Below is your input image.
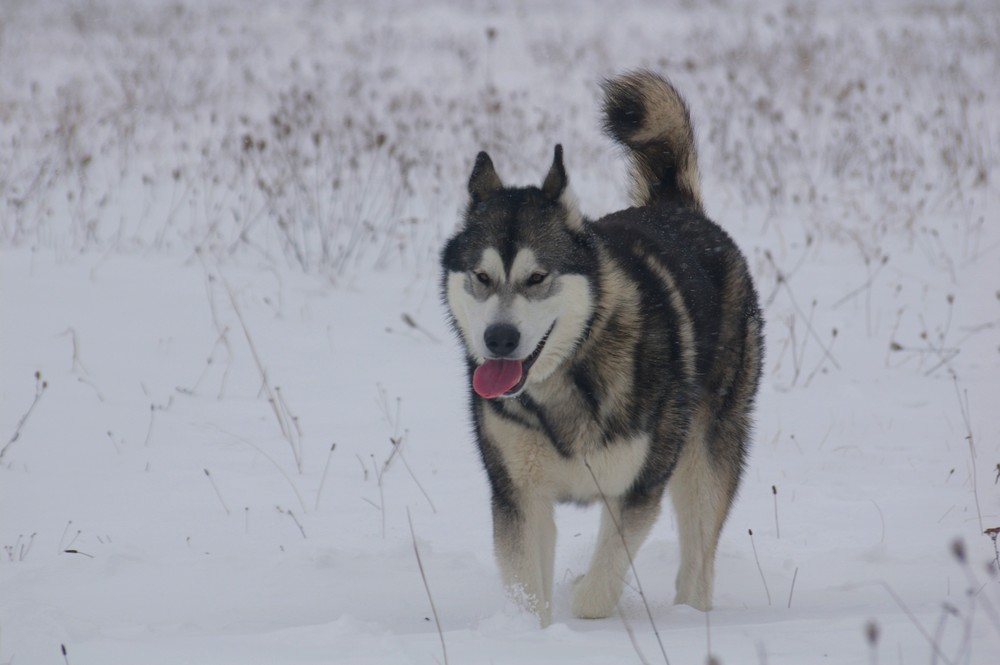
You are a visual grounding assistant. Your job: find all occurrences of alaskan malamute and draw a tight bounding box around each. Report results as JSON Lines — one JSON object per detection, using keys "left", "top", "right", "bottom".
{"left": 442, "top": 71, "right": 763, "bottom": 626}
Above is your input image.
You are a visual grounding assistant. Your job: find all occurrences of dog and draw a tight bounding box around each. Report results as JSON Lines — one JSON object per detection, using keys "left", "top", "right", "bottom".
{"left": 441, "top": 71, "right": 763, "bottom": 626}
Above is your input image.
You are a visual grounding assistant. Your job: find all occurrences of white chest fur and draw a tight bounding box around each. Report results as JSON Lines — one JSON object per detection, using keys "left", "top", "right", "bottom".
{"left": 483, "top": 405, "right": 650, "bottom": 502}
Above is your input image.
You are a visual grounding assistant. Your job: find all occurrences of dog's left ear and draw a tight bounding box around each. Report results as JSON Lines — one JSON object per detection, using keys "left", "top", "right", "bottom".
{"left": 469, "top": 151, "right": 503, "bottom": 204}
{"left": 541, "top": 144, "right": 567, "bottom": 201}
{"left": 541, "top": 144, "right": 583, "bottom": 230}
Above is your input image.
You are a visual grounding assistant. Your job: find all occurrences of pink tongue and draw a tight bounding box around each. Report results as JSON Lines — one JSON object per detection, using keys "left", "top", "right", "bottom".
{"left": 473, "top": 359, "right": 524, "bottom": 398}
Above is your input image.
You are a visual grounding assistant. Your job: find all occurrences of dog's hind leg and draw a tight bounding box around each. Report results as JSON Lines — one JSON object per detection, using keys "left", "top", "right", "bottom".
{"left": 571, "top": 487, "right": 664, "bottom": 619}
{"left": 669, "top": 420, "right": 741, "bottom": 611}
{"left": 493, "top": 494, "right": 556, "bottom": 627}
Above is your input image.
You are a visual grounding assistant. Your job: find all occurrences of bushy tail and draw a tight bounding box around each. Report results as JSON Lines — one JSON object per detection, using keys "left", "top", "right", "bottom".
{"left": 601, "top": 70, "right": 703, "bottom": 213}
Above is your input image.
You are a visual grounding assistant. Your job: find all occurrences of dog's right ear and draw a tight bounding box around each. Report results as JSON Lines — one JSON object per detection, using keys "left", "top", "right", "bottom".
{"left": 541, "top": 144, "right": 567, "bottom": 201}
{"left": 468, "top": 151, "right": 503, "bottom": 204}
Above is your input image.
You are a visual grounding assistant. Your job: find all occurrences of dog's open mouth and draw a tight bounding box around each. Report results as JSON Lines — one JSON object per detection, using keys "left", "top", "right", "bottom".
{"left": 473, "top": 325, "right": 553, "bottom": 399}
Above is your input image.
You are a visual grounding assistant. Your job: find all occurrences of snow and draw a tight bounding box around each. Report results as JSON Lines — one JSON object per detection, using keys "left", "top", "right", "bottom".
{"left": 2, "top": 0, "right": 999, "bottom": 663}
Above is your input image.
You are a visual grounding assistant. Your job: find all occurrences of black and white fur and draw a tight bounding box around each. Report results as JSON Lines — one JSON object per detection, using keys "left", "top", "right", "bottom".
{"left": 442, "top": 71, "right": 764, "bottom": 626}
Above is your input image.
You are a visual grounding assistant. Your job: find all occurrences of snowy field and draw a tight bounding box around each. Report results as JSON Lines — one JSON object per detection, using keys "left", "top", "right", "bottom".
{"left": 2, "top": 0, "right": 999, "bottom": 663}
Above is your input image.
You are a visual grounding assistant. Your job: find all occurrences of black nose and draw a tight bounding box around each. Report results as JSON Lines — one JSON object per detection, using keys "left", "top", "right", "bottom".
{"left": 484, "top": 323, "right": 520, "bottom": 357}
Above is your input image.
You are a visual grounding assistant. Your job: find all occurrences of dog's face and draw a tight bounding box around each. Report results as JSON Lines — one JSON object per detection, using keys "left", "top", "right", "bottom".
{"left": 442, "top": 146, "right": 596, "bottom": 399}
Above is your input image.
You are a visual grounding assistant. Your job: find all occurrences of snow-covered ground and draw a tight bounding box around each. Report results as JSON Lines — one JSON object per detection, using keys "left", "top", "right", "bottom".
{"left": 2, "top": 1, "right": 998, "bottom": 663}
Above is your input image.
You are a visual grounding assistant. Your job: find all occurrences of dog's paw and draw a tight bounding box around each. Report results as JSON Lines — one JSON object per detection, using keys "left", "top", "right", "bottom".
{"left": 674, "top": 570, "right": 713, "bottom": 611}
{"left": 570, "top": 573, "right": 619, "bottom": 619}
{"left": 505, "top": 581, "right": 552, "bottom": 627}
{"left": 673, "top": 589, "right": 711, "bottom": 611}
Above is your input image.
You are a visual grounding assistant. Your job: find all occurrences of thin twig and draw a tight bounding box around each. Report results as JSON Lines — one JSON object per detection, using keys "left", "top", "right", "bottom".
{"left": 281, "top": 507, "right": 307, "bottom": 539}
{"left": 371, "top": 455, "right": 387, "bottom": 539}
{"left": 315, "top": 442, "right": 337, "bottom": 511}
{"left": 931, "top": 603, "right": 959, "bottom": 665}
{"left": 951, "top": 375, "right": 983, "bottom": 532}
{"left": 618, "top": 603, "right": 652, "bottom": 665}
{"left": 218, "top": 269, "right": 303, "bottom": 473}
{"left": 222, "top": 429, "right": 308, "bottom": 513}
{"left": 392, "top": 435, "right": 438, "bottom": 514}
{"left": 877, "top": 581, "right": 955, "bottom": 665}
{"left": 804, "top": 328, "right": 839, "bottom": 386}
{"left": 204, "top": 469, "right": 231, "bottom": 515}
{"left": 407, "top": 509, "right": 448, "bottom": 665}
{"left": 772, "top": 485, "right": 780, "bottom": 539}
{"left": 749, "top": 529, "right": 772, "bottom": 606}
{"left": 57, "top": 521, "right": 73, "bottom": 554}
{"left": 143, "top": 404, "right": 156, "bottom": 447}
{"left": 275, "top": 386, "right": 303, "bottom": 439}
{"left": 0, "top": 372, "right": 48, "bottom": 464}
{"left": 870, "top": 500, "right": 886, "bottom": 544}
{"left": 401, "top": 313, "right": 442, "bottom": 344}
{"left": 584, "top": 459, "right": 671, "bottom": 665}
{"left": 787, "top": 567, "right": 799, "bottom": 609}
{"left": 765, "top": 253, "right": 841, "bottom": 371}
{"left": 105, "top": 431, "right": 122, "bottom": 455}
{"left": 832, "top": 254, "right": 888, "bottom": 308}
{"left": 952, "top": 539, "right": 1000, "bottom": 639}
{"left": 372, "top": 389, "right": 436, "bottom": 513}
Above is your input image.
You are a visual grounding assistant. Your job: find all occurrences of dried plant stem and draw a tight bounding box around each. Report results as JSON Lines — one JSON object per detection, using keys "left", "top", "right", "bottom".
{"left": 878, "top": 581, "right": 954, "bottom": 665}
{"left": 772, "top": 485, "right": 780, "bottom": 539}
{"left": 223, "top": 430, "right": 308, "bottom": 513}
{"left": 766, "top": 252, "right": 841, "bottom": 373}
{"left": 618, "top": 604, "right": 652, "bottom": 665}
{"left": 787, "top": 567, "right": 799, "bottom": 609}
{"left": 4, "top": 533, "right": 36, "bottom": 562}
{"left": 401, "top": 313, "right": 442, "bottom": 344}
{"left": 371, "top": 455, "right": 387, "bottom": 539}
{"left": 951, "top": 375, "right": 982, "bottom": 532}
{"left": 218, "top": 270, "right": 303, "bottom": 473}
{"left": 931, "top": 603, "right": 960, "bottom": 665}
{"left": 584, "top": 459, "right": 670, "bottom": 665}
{"left": 0, "top": 372, "right": 48, "bottom": 464}
{"left": 804, "top": 328, "right": 839, "bottom": 387}
{"left": 749, "top": 529, "right": 772, "bottom": 606}
{"left": 275, "top": 386, "right": 303, "bottom": 440}
{"left": 56, "top": 521, "right": 74, "bottom": 554}
{"left": 952, "top": 539, "right": 1000, "bottom": 639}
{"left": 315, "top": 443, "right": 337, "bottom": 511}
{"left": 407, "top": 509, "right": 448, "bottom": 665}
{"left": 374, "top": 388, "right": 437, "bottom": 513}
{"left": 281, "top": 507, "right": 307, "bottom": 539}
{"left": 143, "top": 404, "right": 156, "bottom": 447}
{"left": 204, "top": 468, "right": 231, "bottom": 515}
{"left": 394, "top": 443, "right": 437, "bottom": 514}
{"left": 832, "top": 254, "right": 888, "bottom": 309}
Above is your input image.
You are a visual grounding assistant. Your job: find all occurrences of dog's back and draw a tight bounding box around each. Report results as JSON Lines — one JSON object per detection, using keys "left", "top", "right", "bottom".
{"left": 579, "top": 71, "right": 764, "bottom": 615}
{"left": 599, "top": 71, "right": 763, "bottom": 437}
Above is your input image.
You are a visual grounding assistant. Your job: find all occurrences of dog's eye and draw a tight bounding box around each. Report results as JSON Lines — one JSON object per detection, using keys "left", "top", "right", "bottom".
{"left": 527, "top": 272, "right": 548, "bottom": 286}
{"left": 474, "top": 272, "right": 492, "bottom": 286}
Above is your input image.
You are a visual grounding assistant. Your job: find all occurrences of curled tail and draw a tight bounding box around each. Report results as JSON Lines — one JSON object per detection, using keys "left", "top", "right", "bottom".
{"left": 601, "top": 70, "right": 704, "bottom": 213}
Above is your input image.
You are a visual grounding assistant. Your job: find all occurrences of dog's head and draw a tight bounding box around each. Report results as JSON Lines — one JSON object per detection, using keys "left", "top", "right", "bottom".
{"left": 442, "top": 146, "right": 597, "bottom": 399}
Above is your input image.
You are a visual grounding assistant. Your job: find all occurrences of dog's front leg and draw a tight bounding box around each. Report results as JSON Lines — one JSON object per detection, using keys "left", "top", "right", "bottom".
{"left": 492, "top": 493, "right": 556, "bottom": 627}
{"left": 571, "top": 488, "right": 664, "bottom": 619}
